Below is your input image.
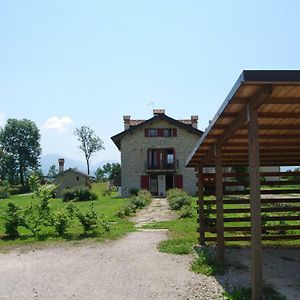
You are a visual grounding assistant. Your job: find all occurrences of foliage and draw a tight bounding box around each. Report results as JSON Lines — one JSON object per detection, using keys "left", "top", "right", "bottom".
{"left": 4, "top": 202, "right": 23, "bottom": 237}
{"left": 76, "top": 204, "right": 99, "bottom": 234}
{"left": 167, "top": 188, "right": 192, "bottom": 210}
{"left": 47, "top": 165, "right": 58, "bottom": 181}
{"left": 95, "top": 163, "right": 121, "bottom": 185}
{"left": 62, "top": 186, "right": 98, "bottom": 202}
{"left": 101, "top": 189, "right": 111, "bottom": 196}
{"left": 0, "top": 180, "right": 10, "bottom": 199}
{"left": 223, "top": 285, "right": 286, "bottom": 300}
{"left": 28, "top": 172, "right": 41, "bottom": 192}
{"left": 116, "top": 190, "right": 152, "bottom": 218}
{"left": 190, "top": 249, "right": 224, "bottom": 276}
{"left": 0, "top": 153, "right": 19, "bottom": 185}
{"left": 128, "top": 187, "right": 139, "bottom": 196}
{"left": 74, "top": 126, "right": 104, "bottom": 175}
{"left": 53, "top": 209, "right": 70, "bottom": 236}
{"left": 0, "top": 118, "right": 41, "bottom": 186}
{"left": 21, "top": 185, "right": 55, "bottom": 236}
{"left": 179, "top": 205, "right": 194, "bottom": 218}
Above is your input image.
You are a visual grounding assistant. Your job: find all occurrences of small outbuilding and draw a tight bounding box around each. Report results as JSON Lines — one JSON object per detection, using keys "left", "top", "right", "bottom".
{"left": 53, "top": 158, "right": 90, "bottom": 198}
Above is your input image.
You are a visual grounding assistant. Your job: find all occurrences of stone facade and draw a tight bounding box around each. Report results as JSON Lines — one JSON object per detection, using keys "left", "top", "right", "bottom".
{"left": 112, "top": 111, "right": 202, "bottom": 197}
{"left": 54, "top": 168, "right": 90, "bottom": 198}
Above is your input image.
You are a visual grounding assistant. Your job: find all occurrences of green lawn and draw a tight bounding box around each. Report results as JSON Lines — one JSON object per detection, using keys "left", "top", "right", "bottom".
{"left": 0, "top": 182, "right": 135, "bottom": 249}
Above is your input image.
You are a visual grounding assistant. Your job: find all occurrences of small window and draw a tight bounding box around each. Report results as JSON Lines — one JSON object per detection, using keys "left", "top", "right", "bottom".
{"left": 148, "top": 129, "right": 157, "bottom": 137}
{"left": 164, "top": 128, "right": 172, "bottom": 137}
{"left": 167, "top": 153, "right": 174, "bottom": 164}
{"left": 76, "top": 176, "right": 79, "bottom": 181}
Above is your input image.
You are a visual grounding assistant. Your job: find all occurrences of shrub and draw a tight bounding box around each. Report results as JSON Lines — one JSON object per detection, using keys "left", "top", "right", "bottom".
{"left": 76, "top": 204, "right": 99, "bottom": 234}
{"left": 179, "top": 205, "right": 194, "bottom": 218}
{"left": 101, "top": 189, "right": 111, "bottom": 196}
{"left": 63, "top": 186, "right": 97, "bottom": 202}
{"left": 4, "top": 202, "right": 23, "bottom": 237}
{"left": 167, "top": 188, "right": 192, "bottom": 210}
{"left": 63, "top": 189, "right": 76, "bottom": 202}
{"left": 53, "top": 209, "right": 70, "bottom": 236}
{"left": 0, "top": 180, "right": 10, "bottom": 199}
{"left": 128, "top": 187, "right": 139, "bottom": 196}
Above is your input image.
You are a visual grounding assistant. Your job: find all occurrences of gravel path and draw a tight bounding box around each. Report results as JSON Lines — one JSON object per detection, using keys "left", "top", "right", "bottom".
{"left": 0, "top": 230, "right": 223, "bottom": 300}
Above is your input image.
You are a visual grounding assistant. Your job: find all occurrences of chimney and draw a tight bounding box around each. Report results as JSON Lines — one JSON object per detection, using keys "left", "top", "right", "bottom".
{"left": 123, "top": 115, "right": 131, "bottom": 130}
{"left": 191, "top": 115, "right": 198, "bottom": 129}
{"left": 58, "top": 158, "right": 65, "bottom": 173}
{"left": 153, "top": 109, "right": 165, "bottom": 116}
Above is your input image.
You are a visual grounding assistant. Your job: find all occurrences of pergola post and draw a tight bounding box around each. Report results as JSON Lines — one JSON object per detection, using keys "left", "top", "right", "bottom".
{"left": 197, "top": 164, "right": 205, "bottom": 245}
{"left": 247, "top": 105, "right": 263, "bottom": 300}
{"left": 215, "top": 146, "right": 225, "bottom": 262}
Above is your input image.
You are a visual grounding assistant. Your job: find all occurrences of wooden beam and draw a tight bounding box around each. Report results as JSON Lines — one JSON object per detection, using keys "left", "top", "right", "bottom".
{"left": 215, "top": 147, "right": 224, "bottom": 263}
{"left": 197, "top": 165, "right": 205, "bottom": 246}
{"left": 199, "top": 87, "right": 272, "bottom": 166}
{"left": 248, "top": 105, "right": 263, "bottom": 300}
{"left": 234, "top": 97, "right": 300, "bottom": 105}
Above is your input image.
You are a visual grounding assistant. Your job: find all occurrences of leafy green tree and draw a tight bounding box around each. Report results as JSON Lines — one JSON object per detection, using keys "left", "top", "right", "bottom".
{"left": 0, "top": 119, "right": 41, "bottom": 186}
{"left": 47, "top": 164, "right": 58, "bottom": 181}
{"left": 95, "top": 167, "right": 107, "bottom": 181}
{"left": 74, "top": 126, "right": 104, "bottom": 175}
{"left": 95, "top": 163, "right": 121, "bottom": 184}
{"left": 0, "top": 153, "right": 18, "bottom": 184}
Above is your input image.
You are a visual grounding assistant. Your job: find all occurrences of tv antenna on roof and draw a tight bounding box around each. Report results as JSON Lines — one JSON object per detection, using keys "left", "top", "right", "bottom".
{"left": 148, "top": 102, "right": 154, "bottom": 110}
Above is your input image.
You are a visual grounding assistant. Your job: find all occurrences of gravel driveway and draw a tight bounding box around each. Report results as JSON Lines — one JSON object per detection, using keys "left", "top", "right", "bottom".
{"left": 0, "top": 230, "right": 223, "bottom": 300}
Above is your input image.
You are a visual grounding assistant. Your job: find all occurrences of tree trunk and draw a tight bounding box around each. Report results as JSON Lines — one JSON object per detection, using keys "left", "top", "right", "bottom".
{"left": 19, "top": 162, "right": 24, "bottom": 186}
{"left": 86, "top": 157, "right": 90, "bottom": 175}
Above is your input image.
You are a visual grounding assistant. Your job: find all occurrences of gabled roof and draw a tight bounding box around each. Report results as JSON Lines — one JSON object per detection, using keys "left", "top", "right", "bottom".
{"left": 111, "top": 113, "right": 203, "bottom": 150}
{"left": 55, "top": 168, "right": 89, "bottom": 178}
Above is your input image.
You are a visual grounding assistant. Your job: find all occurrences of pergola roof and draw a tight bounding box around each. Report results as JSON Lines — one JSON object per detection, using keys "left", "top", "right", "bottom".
{"left": 187, "top": 70, "right": 300, "bottom": 167}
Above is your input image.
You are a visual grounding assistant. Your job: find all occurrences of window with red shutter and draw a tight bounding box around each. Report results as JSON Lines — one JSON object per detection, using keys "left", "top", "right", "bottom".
{"left": 145, "top": 128, "right": 149, "bottom": 137}
{"left": 172, "top": 128, "right": 177, "bottom": 137}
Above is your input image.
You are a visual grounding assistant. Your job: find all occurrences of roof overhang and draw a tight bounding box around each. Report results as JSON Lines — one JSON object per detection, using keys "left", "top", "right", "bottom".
{"left": 186, "top": 70, "right": 300, "bottom": 168}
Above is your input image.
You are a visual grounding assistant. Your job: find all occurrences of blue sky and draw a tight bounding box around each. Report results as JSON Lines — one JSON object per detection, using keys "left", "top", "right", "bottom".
{"left": 1, "top": 1, "right": 300, "bottom": 165}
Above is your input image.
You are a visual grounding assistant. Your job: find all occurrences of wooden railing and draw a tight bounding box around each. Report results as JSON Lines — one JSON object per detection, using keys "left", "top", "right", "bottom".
{"left": 197, "top": 171, "right": 300, "bottom": 244}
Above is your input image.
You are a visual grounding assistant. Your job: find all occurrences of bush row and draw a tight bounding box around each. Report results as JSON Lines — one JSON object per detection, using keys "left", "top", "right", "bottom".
{"left": 167, "top": 188, "right": 194, "bottom": 218}
{"left": 4, "top": 185, "right": 109, "bottom": 238}
{"left": 116, "top": 189, "right": 152, "bottom": 218}
{"left": 63, "top": 186, "right": 98, "bottom": 202}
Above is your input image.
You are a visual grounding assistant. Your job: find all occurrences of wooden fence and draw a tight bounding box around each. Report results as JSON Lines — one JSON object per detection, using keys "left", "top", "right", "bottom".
{"left": 197, "top": 171, "right": 300, "bottom": 244}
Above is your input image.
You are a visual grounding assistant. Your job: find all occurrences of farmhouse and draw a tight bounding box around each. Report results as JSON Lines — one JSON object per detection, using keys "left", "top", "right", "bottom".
{"left": 53, "top": 158, "right": 90, "bottom": 197}
{"left": 111, "top": 109, "right": 203, "bottom": 197}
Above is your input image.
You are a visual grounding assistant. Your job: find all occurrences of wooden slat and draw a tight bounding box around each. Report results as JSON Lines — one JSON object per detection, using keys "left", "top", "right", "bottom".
{"left": 202, "top": 225, "right": 300, "bottom": 233}
{"left": 204, "top": 189, "right": 300, "bottom": 196}
{"left": 206, "top": 206, "right": 300, "bottom": 214}
{"left": 205, "top": 235, "right": 300, "bottom": 242}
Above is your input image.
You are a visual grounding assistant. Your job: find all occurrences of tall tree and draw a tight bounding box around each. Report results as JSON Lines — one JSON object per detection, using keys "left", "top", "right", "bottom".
{"left": 74, "top": 126, "right": 104, "bottom": 175}
{"left": 0, "top": 119, "right": 41, "bottom": 186}
{"left": 47, "top": 164, "right": 58, "bottom": 181}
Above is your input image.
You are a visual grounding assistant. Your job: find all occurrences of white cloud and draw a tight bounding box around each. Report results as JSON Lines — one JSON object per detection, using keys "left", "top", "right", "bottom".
{"left": 42, "top": 116, "right": 74, "bottom": 132}
{"left": 0, "top": 112, "right": 6, "bottom": 127}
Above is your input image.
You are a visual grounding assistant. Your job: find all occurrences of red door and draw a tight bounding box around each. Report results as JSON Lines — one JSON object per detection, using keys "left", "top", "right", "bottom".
{"left": 174, "top": 175, "right": 183, "bottom": 189}
{"left": 141, "top": 175, "right": 150, "bottom": 190}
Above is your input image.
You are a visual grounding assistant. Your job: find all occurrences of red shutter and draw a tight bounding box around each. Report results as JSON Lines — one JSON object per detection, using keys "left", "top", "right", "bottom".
{"left": 172, "top": 128, "right": 177, "bottom": 137}
{"left": 157, "top": 150, "right": 161, "bottom": 169}
{"left": 145, "top": 128, "right": 149, "bottom": 137}
{"left": 174, "top": 175, "right": 183, "bottom": 189}
{"left": 141, "top": 175, "right": 150, "bottom": 190}
{"left": 157, "top": 128, "right": 164, "bottom": 137}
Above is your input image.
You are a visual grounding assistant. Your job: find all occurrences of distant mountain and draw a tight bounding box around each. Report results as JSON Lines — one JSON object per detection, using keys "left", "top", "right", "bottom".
{"left": 41, "top": 154, "right": 118, "bottom": 175}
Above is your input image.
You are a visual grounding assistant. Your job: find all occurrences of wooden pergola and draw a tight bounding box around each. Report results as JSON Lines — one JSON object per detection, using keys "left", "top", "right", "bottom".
{"left": 186, "top": 70, "right": 300, "bottom": 300}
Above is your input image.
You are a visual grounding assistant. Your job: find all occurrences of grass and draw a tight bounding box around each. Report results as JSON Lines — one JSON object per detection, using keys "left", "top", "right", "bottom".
{"left": 223, "top": 285, "right": 286, "bottom": 300}
{"left": 190, "top": 249, "right": 224, "bottom": 276}
{"left": 0, "top": 182, "right": 135, "bottom": 249}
